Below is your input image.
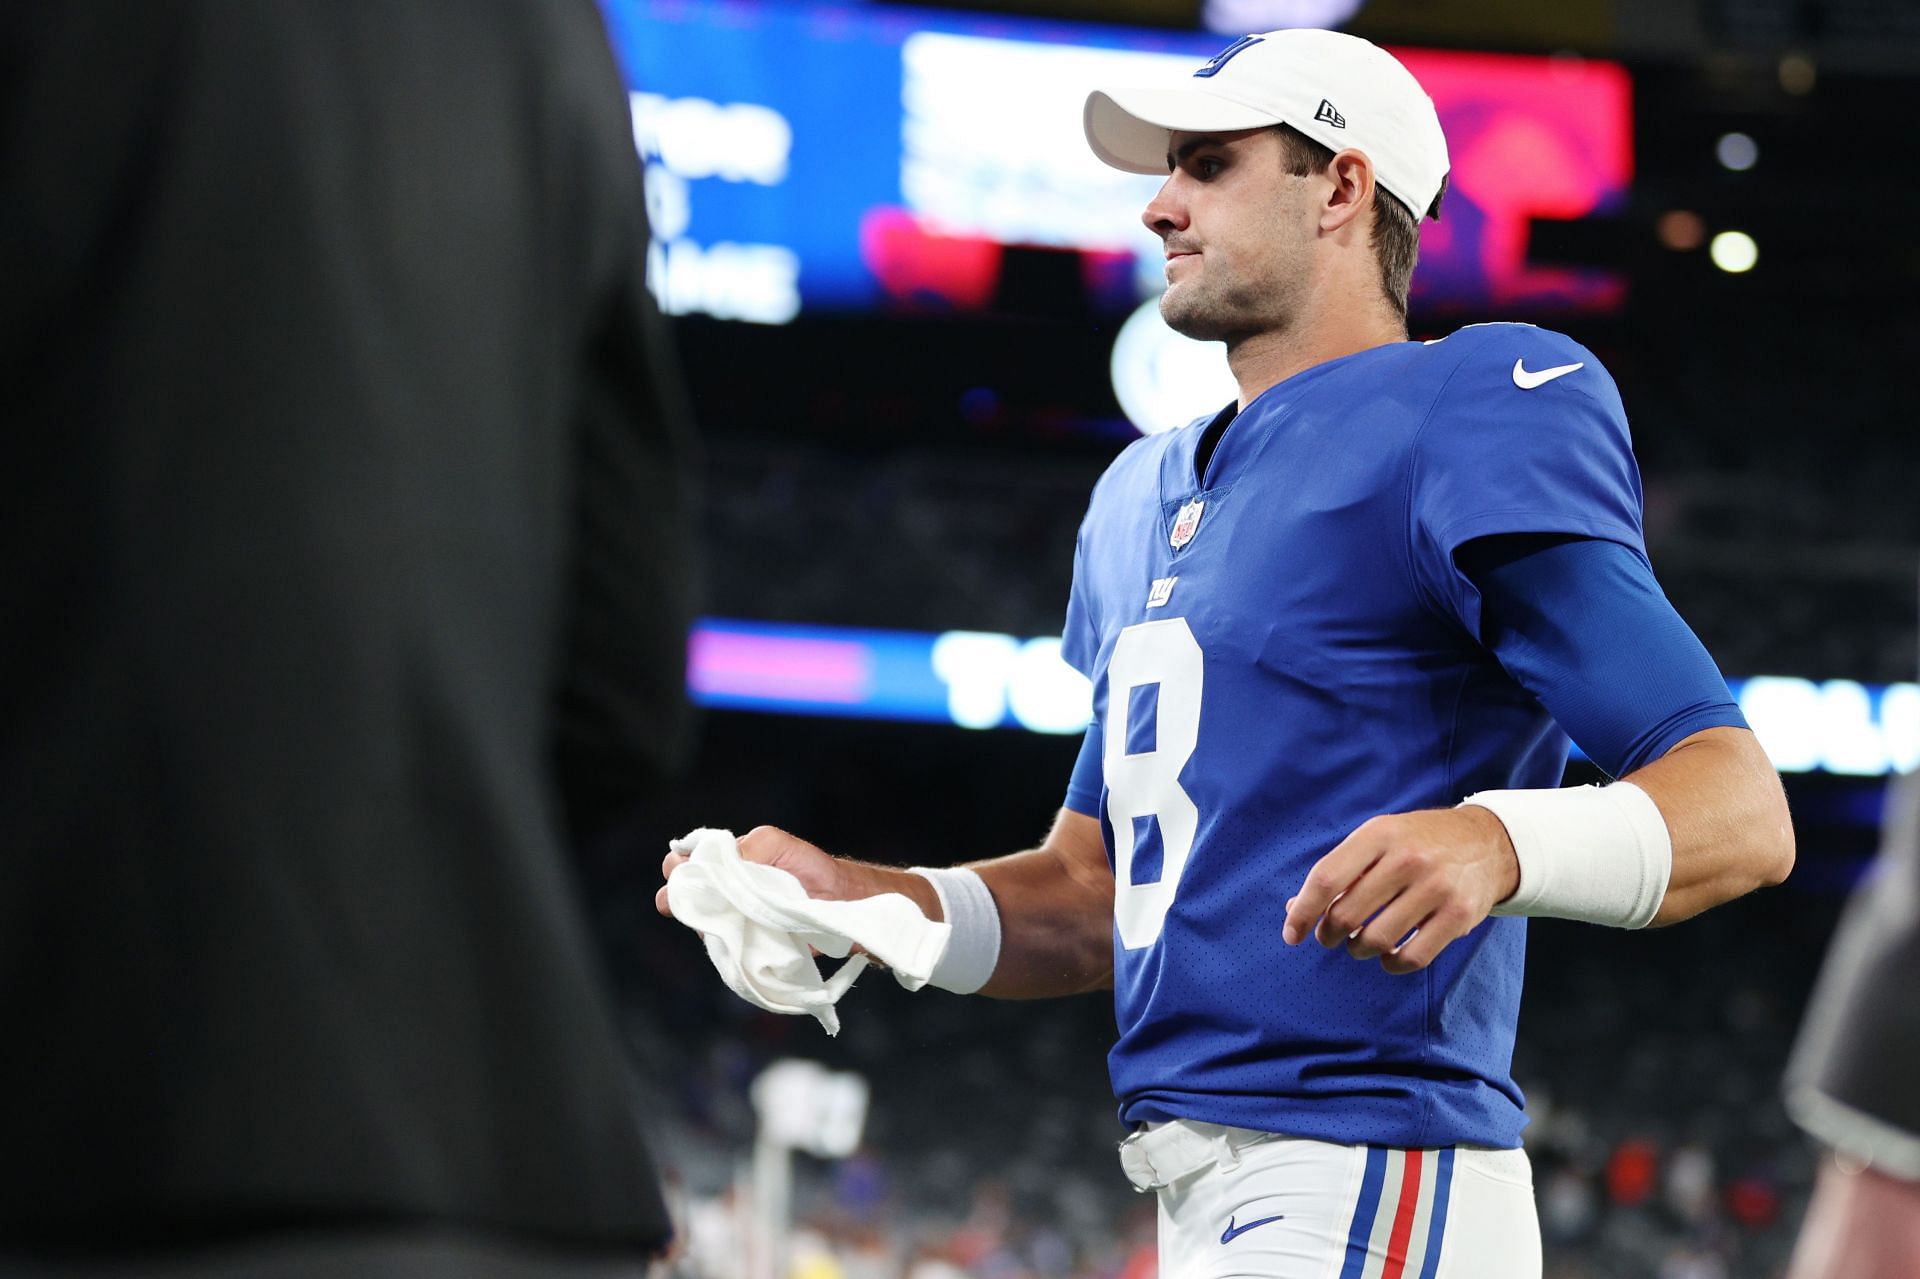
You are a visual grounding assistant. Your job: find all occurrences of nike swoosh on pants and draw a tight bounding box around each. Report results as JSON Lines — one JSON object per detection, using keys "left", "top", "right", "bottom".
{"left": 1220, "top": 1212, "right": 1286, "bottom": 1243}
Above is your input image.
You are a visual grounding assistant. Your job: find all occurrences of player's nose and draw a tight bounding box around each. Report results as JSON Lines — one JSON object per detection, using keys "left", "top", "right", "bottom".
{"left": 1141, "top": 174, "right": 1188, "bottom": 238}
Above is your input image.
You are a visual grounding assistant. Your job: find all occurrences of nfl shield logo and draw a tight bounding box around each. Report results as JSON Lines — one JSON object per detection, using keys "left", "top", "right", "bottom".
{"left": 1169, "top": 499, "right": 1205, "bottom": 550}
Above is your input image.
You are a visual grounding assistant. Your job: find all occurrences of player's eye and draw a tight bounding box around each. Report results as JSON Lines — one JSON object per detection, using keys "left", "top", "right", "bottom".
{"left": 1167, "top": 149, "right": 1227, "bottom": 178}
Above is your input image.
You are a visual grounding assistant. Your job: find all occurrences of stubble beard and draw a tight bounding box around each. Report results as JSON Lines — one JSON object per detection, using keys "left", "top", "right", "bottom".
{"left": 1159, "top": 269, "right": 1285, "bottom": 346}
{"left": 1160, "top": 188, "right": 1309, "bottom": 345}
{"left": 1158, "top": 276, "right": 1225, "bottom": 342}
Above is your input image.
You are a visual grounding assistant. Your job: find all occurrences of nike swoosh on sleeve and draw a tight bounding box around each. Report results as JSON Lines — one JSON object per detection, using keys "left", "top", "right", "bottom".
{"left": 1511, "top": 358, "right": 1584, "bottom": 389}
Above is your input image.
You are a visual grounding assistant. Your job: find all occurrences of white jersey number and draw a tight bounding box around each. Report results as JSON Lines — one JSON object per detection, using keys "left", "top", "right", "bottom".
{"left": 1104, "top": 617, "right": 1204, "bottom": 950}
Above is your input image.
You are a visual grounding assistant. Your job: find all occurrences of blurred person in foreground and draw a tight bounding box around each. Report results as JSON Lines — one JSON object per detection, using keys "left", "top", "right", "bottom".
{"left": 659, "top": 28, "right": 1793, "bottom": 1278}
{"left": 1, "top": 1, "right": 694, "bottom": 1273}
{"left": 1783, "top": 769, "right": 1920, "bottom": 1278}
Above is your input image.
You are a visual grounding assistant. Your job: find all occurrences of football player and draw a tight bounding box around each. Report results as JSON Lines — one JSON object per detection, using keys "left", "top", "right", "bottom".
{"left": 661, "top": 28, "right": 1793, "bottom": 1278}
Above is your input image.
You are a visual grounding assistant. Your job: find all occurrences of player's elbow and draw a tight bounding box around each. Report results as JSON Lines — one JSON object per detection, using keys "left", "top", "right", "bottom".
{"left": 1652, "top": 751, "right": 1795, "bottom": 926}
{"left": 1717, "top": 773, "right": 1795, "bottom": 898}
{"left": 1718, "top": 729, "right": 1796, "bottom": 891}
{"left": 1742, "top": 744, "right": 1796, "bottom": 889}
{"left": 1753, "top": 790, "right": 1796, "bottom": 888}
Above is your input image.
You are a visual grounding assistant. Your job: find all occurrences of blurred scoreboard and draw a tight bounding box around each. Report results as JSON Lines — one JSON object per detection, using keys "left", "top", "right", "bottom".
{"left": 689, "top": 618, "right": 1920, "bottom": 778}
{"left": 598, "top": 0, "right": 1635, "bottom": 324}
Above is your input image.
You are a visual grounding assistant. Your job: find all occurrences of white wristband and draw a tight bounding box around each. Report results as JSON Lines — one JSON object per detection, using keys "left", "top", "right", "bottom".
{"left": 1460, "top": 781, "right": 1672, "bottom": 929}
{"left": 905, "top": 866, "right": 1002, "bottom": 994}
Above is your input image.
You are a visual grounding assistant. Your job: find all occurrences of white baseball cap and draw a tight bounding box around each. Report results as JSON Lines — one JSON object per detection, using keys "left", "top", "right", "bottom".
{"left": 1084, "top": 28, "right": 1450, "bottom": 221}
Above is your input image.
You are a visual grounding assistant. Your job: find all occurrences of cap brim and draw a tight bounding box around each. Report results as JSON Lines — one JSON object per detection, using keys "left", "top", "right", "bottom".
{"left": 1084, "top": 86, "right": 1284, "bottom": 174}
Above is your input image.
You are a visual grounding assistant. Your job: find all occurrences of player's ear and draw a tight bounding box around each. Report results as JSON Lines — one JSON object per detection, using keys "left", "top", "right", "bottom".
{"left": 1320, "top": 149, "right": 1374, "bottom": 235}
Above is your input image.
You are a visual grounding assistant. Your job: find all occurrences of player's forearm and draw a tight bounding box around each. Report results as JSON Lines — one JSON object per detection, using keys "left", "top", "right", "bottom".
{"left": 973, "top": 845, "right": 1115, "bottom": 999}
{"left": 826, "top": 810, "right": 1113, "bottom": 998}
{"left": 1626, "top": 725, "right": 1795, "bottom": 924}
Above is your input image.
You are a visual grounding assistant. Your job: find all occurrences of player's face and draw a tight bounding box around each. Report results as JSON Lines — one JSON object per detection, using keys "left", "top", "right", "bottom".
{"left": 1143, "top": 128, "right": 1320, "bottom": 344}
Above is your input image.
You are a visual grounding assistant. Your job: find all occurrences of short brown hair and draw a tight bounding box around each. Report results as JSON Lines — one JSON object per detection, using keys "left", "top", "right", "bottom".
{"left": 1273, "top": 124, "right": 1426, "bottom": 321}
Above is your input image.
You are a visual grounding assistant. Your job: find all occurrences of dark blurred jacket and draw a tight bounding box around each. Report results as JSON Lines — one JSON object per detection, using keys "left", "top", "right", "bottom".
{"left": 0, "top": 0, "right": 693, "bottom": 1265}
{"left": 1786, "top": 769, "right": 1920, "bottom": 1178}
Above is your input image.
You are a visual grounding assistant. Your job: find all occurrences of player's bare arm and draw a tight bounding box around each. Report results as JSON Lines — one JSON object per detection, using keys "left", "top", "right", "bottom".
{"left": 1787, "top": 1160, "right": 1920, "bottom": 1279}
{"left": 656, "top": 807, "right": 1114, "bottom": 998}
{"left": 967, "top": 808, "right": 1113, "bottom": 998}
{"left": 1285, "top": 725, "right": 1794, "bottom": 974}
{"left": 1617, "top": 723, "right": 1794, "bottom": 919}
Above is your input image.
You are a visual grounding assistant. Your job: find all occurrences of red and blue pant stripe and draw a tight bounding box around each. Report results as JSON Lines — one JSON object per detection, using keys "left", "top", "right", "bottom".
{"left": 1338, "top": 1146, "right": 1457, "bottom": 1279}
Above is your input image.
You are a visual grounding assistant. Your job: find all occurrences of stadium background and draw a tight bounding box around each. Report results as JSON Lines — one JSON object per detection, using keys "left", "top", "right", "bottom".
{"left": 586, "top": 1, "right": 1918, "bottom": 1275}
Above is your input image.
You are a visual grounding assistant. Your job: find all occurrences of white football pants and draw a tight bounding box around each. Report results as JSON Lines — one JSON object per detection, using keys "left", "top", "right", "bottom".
{"left": 1120, "top": 1120, "right": 1542, "bottom": 1279}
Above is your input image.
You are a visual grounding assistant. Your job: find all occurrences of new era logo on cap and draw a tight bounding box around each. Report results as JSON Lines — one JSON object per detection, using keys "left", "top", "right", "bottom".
{"left": 1194, "top": 34, "right": 1262, "bottom": 78}
{"left": 1315, "top": 98, "right": 1345, "bottom": 128}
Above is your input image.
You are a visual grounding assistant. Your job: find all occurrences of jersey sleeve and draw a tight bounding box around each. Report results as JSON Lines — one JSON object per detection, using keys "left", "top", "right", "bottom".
{"left": 1462, "top": 535, "right": 1747, "bottom": 777}
{"left": 1061, "top": 522, "right": 1099, "bottom": 678}
{"left": 1409, "top": 329, "right": 1646, "bottom": 637}
{"left": 1059, "top": 522, "right": 1105, "bottom": 815}
{"left": 1062, "top": 721, "right": 1104, "bottom": 816}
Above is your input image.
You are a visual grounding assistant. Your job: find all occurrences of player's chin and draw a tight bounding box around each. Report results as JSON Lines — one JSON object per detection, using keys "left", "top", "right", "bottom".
{"left": 1159, "top": 292, "right": 1218, "bottom": 340}
{"left": 1161, "top": 298, "right": 1252, "bottom": 348}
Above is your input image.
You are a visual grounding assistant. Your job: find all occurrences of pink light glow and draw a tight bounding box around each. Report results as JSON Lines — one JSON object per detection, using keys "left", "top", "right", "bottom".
{"left": 860, "top": 207, "right": 1004, "bottom": 310}
{"left": 688, "top": 631, "right": 874, "bottom": 704}
{"left": 1396, "top": 47, "right": 1634, "bottom": 311}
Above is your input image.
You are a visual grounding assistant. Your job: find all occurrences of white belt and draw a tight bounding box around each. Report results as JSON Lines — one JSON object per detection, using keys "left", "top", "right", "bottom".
{"left": 1117, "top": 1119, "right": 1281, "bottom": 1192}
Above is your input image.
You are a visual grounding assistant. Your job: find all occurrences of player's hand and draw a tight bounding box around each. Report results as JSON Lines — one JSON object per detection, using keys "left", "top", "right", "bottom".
{"left": 654, "top": 825, "right": 860, "bottom": 920}
{"left": 1280, "top": 807, "right": 1520, "bottom": 975}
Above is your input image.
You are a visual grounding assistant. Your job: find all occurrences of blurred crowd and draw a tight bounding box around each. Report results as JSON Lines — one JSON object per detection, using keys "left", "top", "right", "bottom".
{"left": 702, "top": 410, "right": 1919, "bottom": 692}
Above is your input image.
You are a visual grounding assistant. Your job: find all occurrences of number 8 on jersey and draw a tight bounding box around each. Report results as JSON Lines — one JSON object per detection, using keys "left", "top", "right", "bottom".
{"left": 1105, "top": 618, "right": 1205, "bottom": 949}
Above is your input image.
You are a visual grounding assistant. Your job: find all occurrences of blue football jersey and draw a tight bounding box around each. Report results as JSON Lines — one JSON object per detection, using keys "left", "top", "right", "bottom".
{"left": 1061, "top": 323, "right": 1648, "bottom": 1149}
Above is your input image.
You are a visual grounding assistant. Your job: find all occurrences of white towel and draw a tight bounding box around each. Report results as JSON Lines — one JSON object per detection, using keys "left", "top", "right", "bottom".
{"left": 664, "top": 827, "right": 952, "bottom": 1036}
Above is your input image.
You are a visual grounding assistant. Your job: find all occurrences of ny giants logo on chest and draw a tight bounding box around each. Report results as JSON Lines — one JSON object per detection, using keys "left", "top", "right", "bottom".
{"left": 1169, "top": 498, "right": 1206, "bottom": 550}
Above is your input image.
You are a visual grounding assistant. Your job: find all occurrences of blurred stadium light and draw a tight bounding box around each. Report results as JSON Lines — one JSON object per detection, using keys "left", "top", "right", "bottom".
{"left": 748, "top": 1060, "right": 870, "bottom": 1279}
{"left": 1716, "top": 130, "right": 1760, "bottom": 170}
{"left": 1108, "top": 299, "right": 1237, "bottom": 434}
{"left": 1203, "top": 0, "right": 1367, "bottom": 34}
{"left": 1710, "top": 229, "right": 1760, "bottom": 272}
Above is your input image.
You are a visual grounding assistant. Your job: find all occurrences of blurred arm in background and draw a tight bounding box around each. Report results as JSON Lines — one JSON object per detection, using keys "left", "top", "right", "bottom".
{"left": 1784, "top": 769, "right": 1920, "bottom": 1279}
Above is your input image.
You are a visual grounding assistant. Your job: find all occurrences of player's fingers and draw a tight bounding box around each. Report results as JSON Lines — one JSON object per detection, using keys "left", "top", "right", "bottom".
{"left": 1345, "top": 882, "right": 1444, "bottom": 961}
{"left": 1315, "top": 875, "right": 1405, "bottom": 949}
{"left": 738, "top": 824, "right": 795, "bottom": 863}
{"left": 1377, "top": 904, "right": 1475, "bottom": 975}
{"left": 1282, "top": 827, "right": 1384, "bottom": 944}
{"left": 654, "top": 855, "right": 687, "bottom": 918}
{"left": 1310, "top": 838, "right": 1407, "bottom": 947}
{"left": 655, "top": 848, "right": 695, "bottom": 919}
{"left": 1308, "top": 891, "right": 1353, "bottom": 948}
{"left": 653, "top": 884, "right": 704, "bottom": 944}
